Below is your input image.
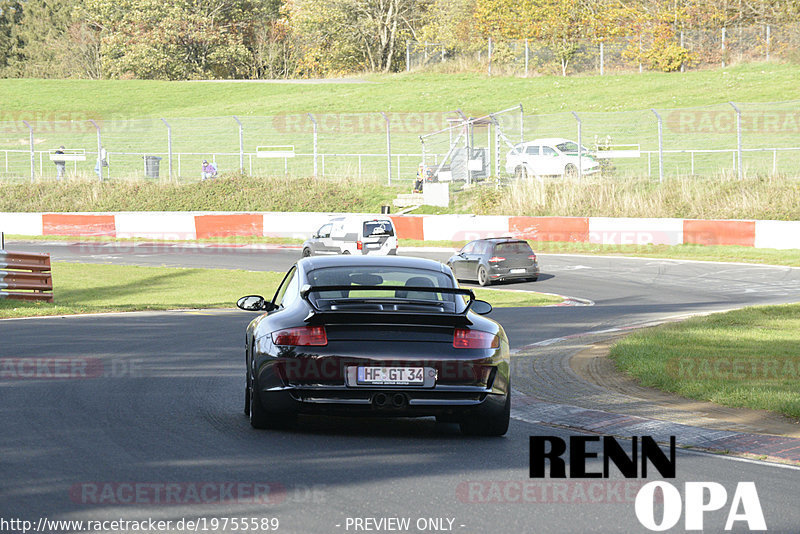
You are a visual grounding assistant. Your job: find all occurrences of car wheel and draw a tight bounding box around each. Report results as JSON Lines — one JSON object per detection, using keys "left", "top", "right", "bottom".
{"left": 341, "top": 250, "right": 351, "bottom": 255}
{"left": 460, "top": 391, "right": 510, "bottom": 436}
{"left": 565, "top": 163, "right": 578, "bottom": 179}
{"left": 249, "top": 373, "right": 296, "bottom": 430}
{"left": 302, "top": 248, "right": 312, "bottom": 257}
{"left": 477, "top": 266, "right": 491, "bottom": 287}
{"left": 514, "top": 165, "right": 527, "bottom": 180}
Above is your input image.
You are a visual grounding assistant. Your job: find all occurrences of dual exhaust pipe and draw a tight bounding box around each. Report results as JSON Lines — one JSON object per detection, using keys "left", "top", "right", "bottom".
{"left": 372, "top": 392, "right": 407, "bottom": 409}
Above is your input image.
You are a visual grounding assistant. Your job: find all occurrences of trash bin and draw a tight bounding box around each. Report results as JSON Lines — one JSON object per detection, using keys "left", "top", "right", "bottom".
{"left": 143, "top": 155, "right": 162, "bottom": 178}
{"left": 380, "top": 205, "right": 391, "bottom": 214}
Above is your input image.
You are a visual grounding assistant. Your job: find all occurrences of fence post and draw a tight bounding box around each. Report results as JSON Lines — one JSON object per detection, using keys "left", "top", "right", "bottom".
{"left": 729, "top": 102, "right": 742, "bottom": 179}
{"left": 519, "top": 104, "right": 524, "bottom": 143}
{"left": 680, "top": 31, "right": 685, "bottom": 72}
{"left": 89, "top": 119, "right": 103, "bottom": 182}
{"left": 600, "top": 42, "right": 604, "bottom": 75}
{"left": 571, "top": 112, "right": 582, "bottom": 181}
{"left": 233, "top": 116, "right": 244, "bottom": 173}
{"left": 650, "top": 109, "right": 663, "bottom": 183}
{"left": 766, "top": 26, "right": 770, "bottom": 61}
{"left": 406, "top": 40, "right": 411, "bottom": 72}
{"left": 307, "top": 113, "right": 318, "bottom": 178}
{"left": 380, "top": 112, "right": 392, "bottom": 186}
{"left": 420, "top": 136, "right": 426, "bottom": 171}
{"left": 22, "top": 120, "right": 34, "bottom": 182}
{"left": 524, "top": 39, "right": 529, "bottom": 77}
{"left": 488, "top": 37, "right": 492, "bottom": 76}
{"left": 161, "top": 118, "right": 172, "bottom": 180}
{"left": 721, "top": 28, "right": 726, "bottom": 68}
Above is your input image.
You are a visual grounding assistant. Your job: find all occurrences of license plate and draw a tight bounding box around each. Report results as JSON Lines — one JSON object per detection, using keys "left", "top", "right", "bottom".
{"left": 357, "top": 367, "right": 424, "bottom": 385}
{"left": 510, "top": 268, "right": 526, "bottom": 274}
{"left": 367, "top": 243, "right": 381, "bottom": 248}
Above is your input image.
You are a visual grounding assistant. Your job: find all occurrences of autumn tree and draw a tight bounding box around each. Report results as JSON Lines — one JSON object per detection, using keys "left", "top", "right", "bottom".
{"left": 474, "top": 0, "right": 593, "bottom": 75}
{"left": 84, "top": 0, "right": 271, "bottom": 79}
{"left": 292, "top": 0, "right": 427, "bottom": 73}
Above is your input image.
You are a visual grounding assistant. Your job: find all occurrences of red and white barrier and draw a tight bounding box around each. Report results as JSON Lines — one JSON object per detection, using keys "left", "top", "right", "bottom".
{"left": 0, "top": 211, "right": 797, "bottom": 250}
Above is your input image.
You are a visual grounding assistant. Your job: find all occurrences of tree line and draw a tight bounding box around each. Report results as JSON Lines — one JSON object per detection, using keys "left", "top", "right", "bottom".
{"left": 0, "top": 0, "right": 797, "bottom": 79}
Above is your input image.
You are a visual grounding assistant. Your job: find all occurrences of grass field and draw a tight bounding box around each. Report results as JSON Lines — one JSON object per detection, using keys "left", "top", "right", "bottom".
{"left": 1, "top": 173, "right": 798, "bottom": 221}
{"left": 609, "top": 304, "right": 800, "bottom": 419}
{"left": 2, "top": 63, "right": 800, "bottom": 181}
{"left": 3, "top": 64, "right": 799, "bottom": 116}
{"left": 0, "top": 262, "right": 559, "bottom": 319}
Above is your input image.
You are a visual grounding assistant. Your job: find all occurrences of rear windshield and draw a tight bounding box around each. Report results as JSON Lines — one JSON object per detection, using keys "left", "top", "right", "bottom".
{"left": 494, "top": 242, "right": 533, "bottom": 255}
{"left": 307, "top": 266, "right": 461, "bottom": 311}
{"left": 363, "top": 220, "right": 394, "bottom": 237}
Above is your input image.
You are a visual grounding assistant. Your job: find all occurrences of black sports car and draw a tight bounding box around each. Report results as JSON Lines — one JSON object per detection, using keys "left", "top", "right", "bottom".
{"left": 447, "top": 237, "right": 540, "bottom": 286}
{"left": 237, "top": 255, "right": 511, "bottom": 436}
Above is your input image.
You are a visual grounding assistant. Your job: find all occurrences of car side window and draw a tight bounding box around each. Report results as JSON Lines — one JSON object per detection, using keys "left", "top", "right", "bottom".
{"left": 460, "top": 241, "right": 476, "bottom": 254}
{"left": 525, "top": 145, "right": 540, "bottom": 156}
{"left": 318, "top": 224, "right": 332, "bottom": 239}
{"left": 272, "top": 267, "right": 297, "bottom": 308}
{"left": 542, "top": 146, "right": 557, "bottom": 156}
{"left": 476, "top": 241, "right": 491, "bottom": 255}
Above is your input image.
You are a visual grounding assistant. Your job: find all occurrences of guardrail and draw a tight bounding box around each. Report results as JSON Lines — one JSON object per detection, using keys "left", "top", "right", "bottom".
{"left": 0, "top": 250, "right": 54, "bottom": 302}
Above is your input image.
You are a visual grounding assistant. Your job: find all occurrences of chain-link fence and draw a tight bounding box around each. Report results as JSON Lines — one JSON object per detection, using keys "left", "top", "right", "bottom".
{"left": 406, "top": 24, "right": 800, "bottom": 75}
{"left": 1, "top": 101, "right": 798, "bottom": 183}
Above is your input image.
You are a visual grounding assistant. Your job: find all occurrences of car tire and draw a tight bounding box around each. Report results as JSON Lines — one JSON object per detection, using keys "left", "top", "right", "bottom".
{"left": 460, "top": 391, "right": 510, "bottom": 436}
{"left": 477, "top": 266, "right": 491, "bottom": 287}
{"left": 244, "top": 370, "right": 251, "bottom": 416}
{"left": 302, "top": 248, "right": 312, "bottom": 257}
{"left": 249, "top": 373, "right": 296, "bottom": 430}
{"left": 565, "top": 163, "right": 578, "bottom": 179}
{"left": 341, "top": 250, "right": 351, "bottom": 255}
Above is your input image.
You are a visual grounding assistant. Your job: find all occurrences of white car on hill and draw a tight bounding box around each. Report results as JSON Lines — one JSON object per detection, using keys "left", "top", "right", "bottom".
{"left": 505, "top": 138, "right": 600, "bottom": 179}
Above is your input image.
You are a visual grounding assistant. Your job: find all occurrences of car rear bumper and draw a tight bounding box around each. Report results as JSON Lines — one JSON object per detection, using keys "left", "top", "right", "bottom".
{"left": 256, "top": 384, "right": 508, "bottom": 418}
{"left": 488, "top": 264, "right": 540, "bottom": 281}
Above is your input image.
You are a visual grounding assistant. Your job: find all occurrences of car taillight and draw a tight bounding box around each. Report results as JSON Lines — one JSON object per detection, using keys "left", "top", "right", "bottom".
{"left": 528, "top": 254, "right": 537, "bottom": 261}
{"left": 357, "top": 241, "right": 363, "bottom": 250}
{"left": 453, "top": 329, "right": 499, "bottom": 349}
{"left": 272, "top": 326, "right": 328, "bottom": 346}
{"left": 488, "top": 256, "right": 505, "bottom": 263}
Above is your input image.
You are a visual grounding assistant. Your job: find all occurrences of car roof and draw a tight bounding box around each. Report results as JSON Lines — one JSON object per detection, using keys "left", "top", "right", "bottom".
{"left": 474, "top": 237, "right": 527, "bottom": 243}
{"left": 517, "top": 138, "right": 573, "bottom": 146}
{"left": 298, "top": 255, "right": 449, "bottom": 274}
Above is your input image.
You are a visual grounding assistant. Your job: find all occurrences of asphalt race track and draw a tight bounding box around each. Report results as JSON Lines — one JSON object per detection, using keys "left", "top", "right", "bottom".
{"left": 2, "top": 241, "right": 800, "bottom": 533}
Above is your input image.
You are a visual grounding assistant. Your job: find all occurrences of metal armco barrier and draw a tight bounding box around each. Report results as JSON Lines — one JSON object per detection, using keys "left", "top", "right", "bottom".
{"left": 0, "top": 250, "right": 54, "bottom": 302}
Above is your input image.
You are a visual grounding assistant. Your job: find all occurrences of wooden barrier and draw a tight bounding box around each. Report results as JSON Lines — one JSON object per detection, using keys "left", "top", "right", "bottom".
{"left": 0, "top": 250, "right": 53, "bottom": 302}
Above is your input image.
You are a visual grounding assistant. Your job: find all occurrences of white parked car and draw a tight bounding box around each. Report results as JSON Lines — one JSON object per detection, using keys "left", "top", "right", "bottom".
{"left": 505, "top": 138, "right": 600, "bottom": 178}
{"left": 302, "top": 216, "right": 398, "bottom": 257}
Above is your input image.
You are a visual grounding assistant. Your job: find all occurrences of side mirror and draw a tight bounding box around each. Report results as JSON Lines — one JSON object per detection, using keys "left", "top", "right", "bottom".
{"left": 312, "top": 233, "right": 319, "bottom": 239}
{"left": 237, "top": 295, "right": 274, "bottom": 312}
{"left": 470, "top": 299, "right": 493, "bottom": 315}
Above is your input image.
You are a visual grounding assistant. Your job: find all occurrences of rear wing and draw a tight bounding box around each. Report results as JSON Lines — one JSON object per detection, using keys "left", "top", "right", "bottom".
{"left": 299, "top": 284, "right": 477, "bottom": 326}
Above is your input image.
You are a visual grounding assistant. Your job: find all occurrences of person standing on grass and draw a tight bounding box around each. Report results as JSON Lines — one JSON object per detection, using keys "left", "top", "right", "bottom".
{"left": 201, "top": 160, "right": 217, "bottom": 180}
{"left": 54, "top": 146, "right": 66, "bottom": 181}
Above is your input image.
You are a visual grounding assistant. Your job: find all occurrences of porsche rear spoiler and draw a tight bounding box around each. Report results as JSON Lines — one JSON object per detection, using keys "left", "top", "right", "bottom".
{"left": 299, "top": 284, "right": 476, "bottom": 326}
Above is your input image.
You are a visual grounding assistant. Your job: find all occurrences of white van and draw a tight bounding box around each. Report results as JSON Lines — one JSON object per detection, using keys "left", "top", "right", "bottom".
{"left": 302, "top": 216, "right": 398, "bottom": 256}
